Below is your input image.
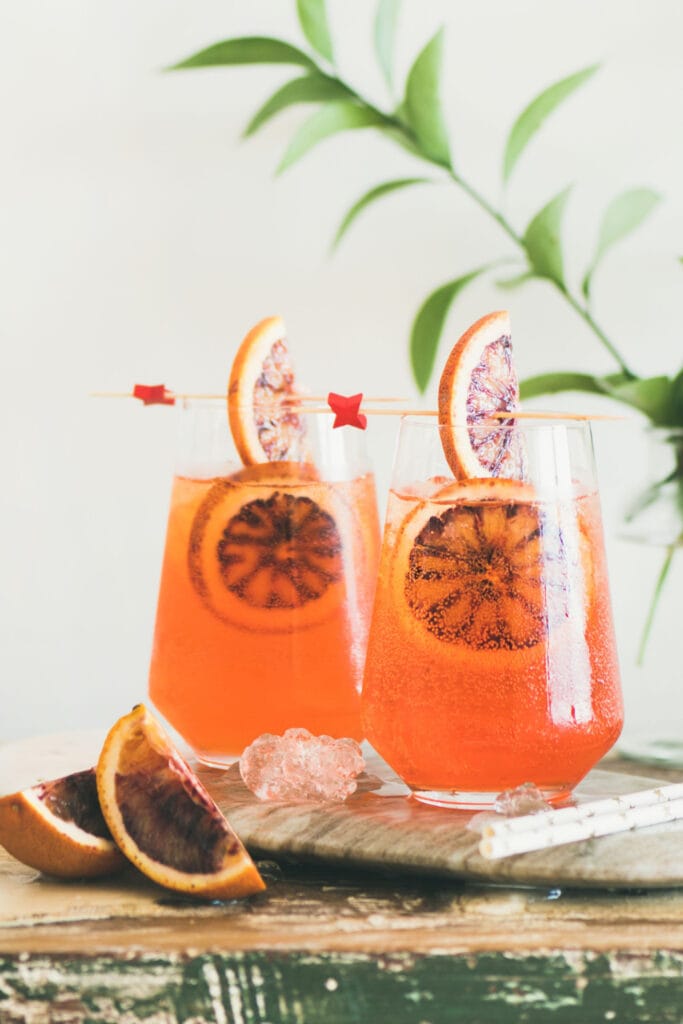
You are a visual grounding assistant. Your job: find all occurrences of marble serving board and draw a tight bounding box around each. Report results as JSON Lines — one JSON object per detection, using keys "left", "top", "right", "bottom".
{"left": 2, "top": 732, "right": 683, "bottom": 891}
{"left": 199, "top": 755, "right": 683, "bottom": 891}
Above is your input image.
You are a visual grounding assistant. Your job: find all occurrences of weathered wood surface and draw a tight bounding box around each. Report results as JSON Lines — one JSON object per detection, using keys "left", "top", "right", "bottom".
{"left": 203, "top": 760, "right": 683, "bottom": 890}
{"left": 3, "top": 862, "right": 683, "bottom": 1022}
{"left": 3, "top": 734, "right": 683, "bottom": 1022}
{"left": 2, "top": 945, "right": 683, "bottom": 1023}
{"left": 3, "top": 731, "right": 683, "bottom": 892}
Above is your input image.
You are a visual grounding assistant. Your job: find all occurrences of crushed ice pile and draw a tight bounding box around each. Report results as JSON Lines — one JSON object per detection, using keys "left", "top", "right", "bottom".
{"left": 239, "top": 728, "right": 366, "bottom": 802}
{"left": 466, "top": 782, "right": 553, "bottom": 834}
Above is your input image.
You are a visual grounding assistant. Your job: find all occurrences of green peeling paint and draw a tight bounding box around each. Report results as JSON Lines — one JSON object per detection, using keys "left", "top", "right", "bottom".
{"left": 2, "top": 950, "right": 683, "bottom": 1023}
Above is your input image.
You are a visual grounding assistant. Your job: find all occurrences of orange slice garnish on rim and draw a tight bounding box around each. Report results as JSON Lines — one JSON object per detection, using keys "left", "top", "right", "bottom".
{"left": 395, "top": 478, "right": 593, "bottom": 653}
{"left": 228, "top": 315, "right": 308, "bottom": 465}
{"left": 0, "top": 768, "right": 125, "bottom": 879}
{"left": 96, "top": 705, "right": 265, "bottom": 900}
{"left": 188, "top": 469, "right": 347, "bottom": 633}
{"left": 437, "top": 310, "right": 524, "bottom": 479}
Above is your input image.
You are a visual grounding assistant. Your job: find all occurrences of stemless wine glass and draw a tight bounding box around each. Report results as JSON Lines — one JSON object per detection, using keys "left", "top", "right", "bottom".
{"left": 149, "top": 401, "right": 380, "bottom": 767}
{"left": 361, "top": 417, "right": 624, "bottom": 808}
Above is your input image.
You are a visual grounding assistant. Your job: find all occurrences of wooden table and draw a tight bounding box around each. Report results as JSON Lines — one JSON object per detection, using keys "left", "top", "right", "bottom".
{"left": 2, "top": 754, "right": 683, "bottom": 1023}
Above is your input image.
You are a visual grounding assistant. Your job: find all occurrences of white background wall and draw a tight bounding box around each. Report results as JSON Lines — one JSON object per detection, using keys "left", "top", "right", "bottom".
{"left": 1, "top": 1, "right": 682, "bottom": 745}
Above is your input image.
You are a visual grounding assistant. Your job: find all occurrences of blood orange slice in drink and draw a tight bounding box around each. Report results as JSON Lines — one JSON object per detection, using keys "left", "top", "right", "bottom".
{"left": 96, "top": 705, "right": 265, "bottom": 900}
{"left": 228, "top": 315, "right": 308, "bottom": 465}
{"left": 188, "top": 471, "right": 345, "bottom": 633}
{"left": 0, "top": 768, "right": 125, "bottom": 878}
{"left": 396, "top": 478, "right": 593, "bottom": 653}
{"left": 437, "top": 310, "right": 524, "bottom": 479}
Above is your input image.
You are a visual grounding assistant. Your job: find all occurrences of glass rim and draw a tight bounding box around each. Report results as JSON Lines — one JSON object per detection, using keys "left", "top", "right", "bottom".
{"left": 399, "top": 414, "right": 594, "bottom": 433}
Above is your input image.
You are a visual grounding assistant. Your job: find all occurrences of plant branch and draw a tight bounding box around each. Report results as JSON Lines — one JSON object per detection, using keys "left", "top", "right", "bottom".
{"left": 318, "top": 64, "right": 635, "bottom": 378}
{"left": 554, "top": 285, "right": 636, "bottom": 378}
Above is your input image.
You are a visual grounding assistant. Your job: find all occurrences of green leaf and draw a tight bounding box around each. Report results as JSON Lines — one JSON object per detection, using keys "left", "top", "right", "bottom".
{"left": 605, "top": 375, "right": 680, "bottom": 426}
{"left": 410, "top": 269, "right": 487, "bottom": 393}
{"left": 581, "top": 188, "right": 661, "bottom": 299}
{"left": 496, "top": 271, "right": 535, "bottom": 290}
{"left": 296, "top": 0, "right": 334, "bottom": 63}
{"left": 376, "top": 122, "right": 423, "bottom": 158}
{"left": 519, "top": 372, "right": 608, "bottom": 401}
{"left": 332, "top": 177, "right": 430, "bottom": 250}
{"left": 170, "top": 37, "right": 317, "bottom": 71}
{"left": 503, "top": 64, "right": 599, "bottom": 183}
{"left": 277, "top": 101, "right": 386, "bottom": 174}
{"left": 374, "top": 0, "right": 402, "bottom": 90}
{"left": 520, "top": 370, "right": 637, "bottom": 401}
{"left": 404, "top": 28, "right": 451, "bottom": 167}
{"left": 523, "top": 186, "right": 572, "bottom": 286}
{"left": 243, "top": 73, "right": 352, "bottom": 137}
{"left": 671, "top": 366, "right": 683, "bottom": 418}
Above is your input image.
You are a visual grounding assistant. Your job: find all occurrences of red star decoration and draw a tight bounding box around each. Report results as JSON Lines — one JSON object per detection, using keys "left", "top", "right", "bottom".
{"left": 132, "top": 384, "right": 176, "bottom": 406}
{"left": 327, "top": 392, "right": 367, "bottom": 430}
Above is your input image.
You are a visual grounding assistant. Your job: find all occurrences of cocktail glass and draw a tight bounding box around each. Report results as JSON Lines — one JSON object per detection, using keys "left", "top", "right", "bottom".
{"left": 149, "top": 401, "right": 380, "bottom": 767}
{"left": 361, "top": 417, "right": 623, "bottom": 808}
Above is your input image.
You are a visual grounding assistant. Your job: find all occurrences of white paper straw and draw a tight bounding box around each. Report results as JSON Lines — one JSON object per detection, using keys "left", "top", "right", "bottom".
{"left": 479, "top": 786, "right": 683, "bottom": 860}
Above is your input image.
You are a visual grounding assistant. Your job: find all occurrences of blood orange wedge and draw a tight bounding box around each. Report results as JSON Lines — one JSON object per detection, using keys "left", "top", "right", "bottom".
{"left": 437, "top": 310, "right": 524, "bottom": 479}
{"left": 395, "top": 478, "right": 592, "bottom": 653}
{"left": 188, "top": 469, "right": 346, "bottom": 633}
{"left": 96, "top": 705, "right": 265, "bottom": 900}
{"left": 228, "top": 315, "right": 308, "bottom": 465}
{"left": 0, "top": 768, "right": 125, "bottom": 878}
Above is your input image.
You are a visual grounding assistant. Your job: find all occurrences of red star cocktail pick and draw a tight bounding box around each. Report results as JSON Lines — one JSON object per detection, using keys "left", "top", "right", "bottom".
{"left": 327, "top": 393, "right": 368, "bottom": 430}
{"left": 132, "top": 384, "right": 176, "bottom": 406}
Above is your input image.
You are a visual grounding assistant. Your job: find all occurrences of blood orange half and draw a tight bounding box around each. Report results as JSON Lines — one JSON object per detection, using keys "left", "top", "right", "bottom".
{"left": 187, "top": 470, "right": 346, "bottom": 633}
{"left": 228, "top": 315, "right": 308, "bottom": 465}
{"left": 0, "top": 768, "right": 125, "bottom": 878}
{"left": 393, "top": 477, "right": 594, "bottom": 656}
{"left": 437, "top": 310, "right": 524, "bottom": 479}
{"left": 96, "top": 705, "right": 265, "bottom": 900}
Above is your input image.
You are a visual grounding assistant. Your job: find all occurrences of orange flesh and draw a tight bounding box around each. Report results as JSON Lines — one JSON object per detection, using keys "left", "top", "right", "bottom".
{"left": 114, "top": 732, "right": 241, "bottom": 874}
{"left": 253, "top": 339, "right": 307, "bottom": 461}
{"left": 361, "top": 487, "right": 623, "bottom": 795}
{"left": 466, "top": 334, "right": 523, "bottom": 476}
{"left": 149, "top": 471, "right": 380, "bottom": 761}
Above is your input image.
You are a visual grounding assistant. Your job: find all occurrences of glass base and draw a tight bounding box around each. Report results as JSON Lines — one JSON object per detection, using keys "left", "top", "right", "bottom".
{"left": 195, "top": 751, "right": 240, "bottom": 770}
{"left": 617, "top": 738, "right": 683, "bottom": 771}
{"left": 411, "top": 786, "right": 572, "bottom": 810}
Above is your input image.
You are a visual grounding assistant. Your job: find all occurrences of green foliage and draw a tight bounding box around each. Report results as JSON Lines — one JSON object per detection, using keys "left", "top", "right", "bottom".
{"left": 604, "top": 375, "right": 683, "bottom": 427}
{"left": 523, "top": 187, "right": 572, "bottom": 286}
{"left": 296, "top": 0, "right": 334, "bottom": 63}
{"left": 170, "top": 37, "right": 316, "bottom": 71}
{"left": 496, "top": 271, "right": 535, "bottom": 290}
{"left": 520, "top": 372, "right": 609, "bottom": 401}
{"left": 169, "top": 2, "right": 675, "bottom": 404}
{"left": 409, "top": 270, "right": 487, "bottom": 393}
{"left": 244, "top": 73, "right": 352, "bottom": 137}
{"left": 277, "top": 102, "right": 386, "bottom": 173}
{"left": 503, "top": 65, "right": 599, "bottom": 183}
{"left": 332, "top": 178, "right": 430, "bottom": 250}
{"left": 582, "top": 188, "right": 661, "bottom": 299}
{"left": 521, "top": 370, "right": 683, "bottom": 428}
{"left": 404, "top": 29, "right": 451, "bottom": 167}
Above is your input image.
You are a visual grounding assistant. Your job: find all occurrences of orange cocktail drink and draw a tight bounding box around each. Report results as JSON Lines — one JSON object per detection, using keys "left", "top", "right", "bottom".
{"left": 149, "top": 403, "right": 380, "bottom": 765}
{"left": 361, "top": 418, "right": 623, "bottom": 808}
{"left": 150, "top": 314, "right": 381, "bottom": 765}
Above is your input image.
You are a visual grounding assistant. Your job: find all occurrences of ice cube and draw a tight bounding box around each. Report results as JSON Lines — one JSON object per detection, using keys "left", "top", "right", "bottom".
{"left": 494, "top": 781, "right": 552, "bottom": 816}
{"left": 239, "top": 728, "right": 365, "bottom": 802}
